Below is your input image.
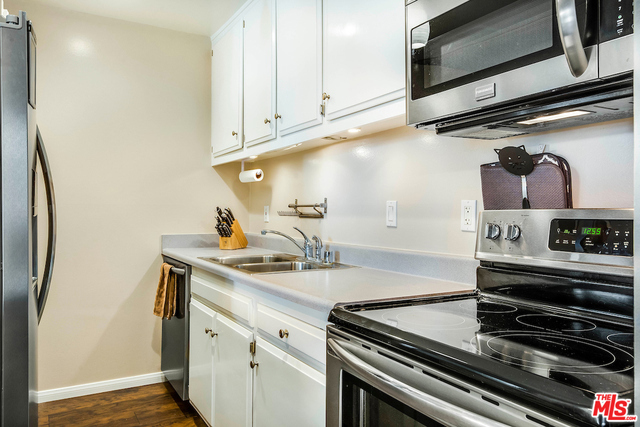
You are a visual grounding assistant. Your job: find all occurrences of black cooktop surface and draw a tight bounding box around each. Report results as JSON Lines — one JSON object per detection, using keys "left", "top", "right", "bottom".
{"left": 356, "top": 295, "right": 634, "bottom": 396}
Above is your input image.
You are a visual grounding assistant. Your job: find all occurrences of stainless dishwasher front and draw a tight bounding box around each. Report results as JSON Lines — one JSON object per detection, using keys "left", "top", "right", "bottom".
{"left": 161, "top": 256, "right": 191, "bottom": 400}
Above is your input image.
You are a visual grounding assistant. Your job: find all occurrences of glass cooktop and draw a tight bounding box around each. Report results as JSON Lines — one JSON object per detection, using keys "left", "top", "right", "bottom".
{"left": 357, "top": 296, "right": 634, "bottom": 396}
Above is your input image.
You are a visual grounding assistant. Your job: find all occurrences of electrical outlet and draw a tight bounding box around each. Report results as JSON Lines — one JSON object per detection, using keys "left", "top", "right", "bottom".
{"left": 386, "top": 201, "right": 397, "bottom": 227}
{"left": 461, "top": 200, "right": 477, "bottom": 232}
{"left": 264, "top": 205, "right": 270, "bottom": 222}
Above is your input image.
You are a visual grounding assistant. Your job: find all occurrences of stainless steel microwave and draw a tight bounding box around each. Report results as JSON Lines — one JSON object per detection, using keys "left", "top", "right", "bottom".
{"left": 406, "top": 0, "right": 634, "bottom": 138}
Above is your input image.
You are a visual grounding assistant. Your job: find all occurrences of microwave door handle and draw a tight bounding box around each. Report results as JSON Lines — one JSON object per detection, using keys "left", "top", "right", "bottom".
{"left": 556, "top": 0, "right": 589, "bottom": 77}
{"left": 327, "top": 339, "right": 510, "bottom": 427}
{"left": 36, "top": 127, "right": 57, "bottom": 323}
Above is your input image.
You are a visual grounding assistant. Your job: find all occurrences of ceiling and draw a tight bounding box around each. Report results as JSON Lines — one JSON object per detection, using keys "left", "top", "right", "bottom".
{"left": 23, "top": 0, "right": 246, "bottom": 36}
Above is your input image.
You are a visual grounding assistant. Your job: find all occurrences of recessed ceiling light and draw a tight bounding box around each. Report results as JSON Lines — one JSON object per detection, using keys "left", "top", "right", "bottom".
{"left": 517, "top": 110, "right": 593, "bottom": 125}
{"left": 348, "top": 128, "right": 362, "bottom": 133}
{"left": 249, "top": 155, "right": 258, "bottom": 159}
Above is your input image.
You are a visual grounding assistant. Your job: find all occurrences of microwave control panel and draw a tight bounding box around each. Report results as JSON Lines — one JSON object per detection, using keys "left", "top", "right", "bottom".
{"left": 548, "top": 219, "right": 633, "bottom": 256}
{"left": 601, "top": 0, "right": 634, "bottom": 42}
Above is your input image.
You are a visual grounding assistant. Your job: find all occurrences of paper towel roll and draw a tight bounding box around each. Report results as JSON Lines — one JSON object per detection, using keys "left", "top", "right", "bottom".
{"left": 239, "top": 169, "right": 264, "bottom": 183}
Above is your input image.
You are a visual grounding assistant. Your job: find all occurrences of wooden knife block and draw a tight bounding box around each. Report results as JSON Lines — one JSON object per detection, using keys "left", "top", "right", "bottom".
{"left": 219, "top": 219, "right": 248, "bottom": 250}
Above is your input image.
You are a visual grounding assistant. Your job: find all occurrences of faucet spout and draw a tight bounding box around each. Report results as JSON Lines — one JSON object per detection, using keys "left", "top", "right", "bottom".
{"left": 261, "top": 229, "right": 306, "bottom": 255}
{"left": 261, "top": 228, "right": 315, "bottom": 260}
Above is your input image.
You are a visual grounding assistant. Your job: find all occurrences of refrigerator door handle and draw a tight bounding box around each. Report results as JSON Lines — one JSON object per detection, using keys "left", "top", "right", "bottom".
{"left": 36, "top": 126, "right": 56, "bottom": 323}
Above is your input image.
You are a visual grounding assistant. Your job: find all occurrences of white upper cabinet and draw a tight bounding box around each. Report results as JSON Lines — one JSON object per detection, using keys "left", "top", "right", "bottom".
{"left": 211, "top": 19, "right": 243, "bottom": 156}
{"left": 323, "top": 0, "right": 405, "bottom": 120}
{"left": 243, "top": 0, "right": 277, "bottom": 147}
{"left": 275, "top": 0, "right": 323, "bottom": 136}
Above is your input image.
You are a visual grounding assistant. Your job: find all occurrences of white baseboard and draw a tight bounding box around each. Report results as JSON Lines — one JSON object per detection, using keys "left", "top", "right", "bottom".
{"left": 36, "top": 372, "right": 166, "bottom": 403}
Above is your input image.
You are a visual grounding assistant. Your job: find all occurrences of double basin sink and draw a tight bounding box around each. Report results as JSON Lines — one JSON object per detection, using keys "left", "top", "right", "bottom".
{"left": 199, "top": 253, "right": 353, "bottom": 275}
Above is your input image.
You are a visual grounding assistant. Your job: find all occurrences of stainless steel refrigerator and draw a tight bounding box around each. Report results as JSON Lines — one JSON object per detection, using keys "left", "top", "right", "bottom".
{"left": 0, "top": 11, "right": 56, "bottom": 427}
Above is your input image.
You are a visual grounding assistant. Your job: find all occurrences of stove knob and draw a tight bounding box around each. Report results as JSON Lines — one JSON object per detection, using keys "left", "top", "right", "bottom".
{"left": 505, "top": 224, "right": 521, "bottom": 241}
{"left": 485, "top": 223, "right": 500, "bottom": 240}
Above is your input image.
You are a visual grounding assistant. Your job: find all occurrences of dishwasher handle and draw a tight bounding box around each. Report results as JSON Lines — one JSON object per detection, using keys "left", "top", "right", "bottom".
{"left": 170, "top": 267, "right": 185, "bottom": 276}
{"left": 327, "top": 338, "right": 510, "bottom": 427}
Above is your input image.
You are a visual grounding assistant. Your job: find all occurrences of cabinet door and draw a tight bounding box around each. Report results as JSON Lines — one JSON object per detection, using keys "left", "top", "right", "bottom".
{"left": 323, "top": 0, "right": 405, "bottom": 120}
{"left": 275, "top": 0, "right": 323, "bottom": 136}
{"left": 244, "top": 0, "right": 276, "bottom": 147}
{"left": 213, "top": 314, "right": 253, "bottom": 427}
{"left": 189, "top": 301, "right": 215, "bottom": 425}
{"left": 212, "top": 19, "right": 243, "bottom": 156}
{"left": 253, "top": 338, "right": 325, "bottom": 427}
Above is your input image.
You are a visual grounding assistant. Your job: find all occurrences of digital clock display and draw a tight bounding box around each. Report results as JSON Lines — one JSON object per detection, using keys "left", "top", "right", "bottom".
{"left": 549, "top": 218, "right": 633, "bottom": 257}
{"left": 582, "top": 227, "right": 602, "bottom": 236}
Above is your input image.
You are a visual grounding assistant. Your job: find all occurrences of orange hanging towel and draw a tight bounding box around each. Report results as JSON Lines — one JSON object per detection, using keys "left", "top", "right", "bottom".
{"left": 153, "top": 263, "right": 177, "bottom": 319}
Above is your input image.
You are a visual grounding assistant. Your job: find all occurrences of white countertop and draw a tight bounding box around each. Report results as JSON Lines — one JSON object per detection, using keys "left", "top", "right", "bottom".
{"left": 163, "top": 246, "right": 475, "bottom": 319}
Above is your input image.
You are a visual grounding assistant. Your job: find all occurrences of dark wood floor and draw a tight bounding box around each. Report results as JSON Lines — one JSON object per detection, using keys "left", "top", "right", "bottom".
{"left": 38, "top": 382, "right": 207, "bottom": 427}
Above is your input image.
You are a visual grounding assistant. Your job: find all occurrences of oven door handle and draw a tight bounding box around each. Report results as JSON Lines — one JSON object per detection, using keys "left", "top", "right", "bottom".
{"left": 328, "top": 338, "right": 510, "bottom": 427}
{"left": 556, "top": 0, "right": 589, "bottom": 77}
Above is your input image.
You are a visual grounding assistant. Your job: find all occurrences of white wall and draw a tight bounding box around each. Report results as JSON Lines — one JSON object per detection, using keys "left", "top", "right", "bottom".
{"left": 6, "top": 1, "right": 249, "bottom": 391}
{"left": 247, "top": 119, "right": 633, "bottom": 257}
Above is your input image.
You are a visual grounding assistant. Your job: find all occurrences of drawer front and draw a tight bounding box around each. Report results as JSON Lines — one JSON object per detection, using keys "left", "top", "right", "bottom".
{"left": 257, "top": 304, "right": 325, "bottom": 364}
{"left": 191, "top": 275, "right": 252, "bottom": 325}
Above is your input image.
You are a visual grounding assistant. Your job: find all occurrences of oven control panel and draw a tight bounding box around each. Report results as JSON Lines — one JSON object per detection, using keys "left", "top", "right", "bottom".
{"left": 601, "top": 0, "right": 634, "bottom": 43}
{"left": 548, "top": 219, "right": 633, "bottom": 256}
{"left": 475, "top": 209, "right": 633, "bottom": 276}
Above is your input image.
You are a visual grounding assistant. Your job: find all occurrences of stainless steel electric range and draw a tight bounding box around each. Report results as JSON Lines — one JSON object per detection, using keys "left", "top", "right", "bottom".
{"left": 327, "top": 209, "right": 633, "bottom": 427}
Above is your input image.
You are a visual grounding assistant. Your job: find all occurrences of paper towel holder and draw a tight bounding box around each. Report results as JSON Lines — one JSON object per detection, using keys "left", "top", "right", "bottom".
{"left": 239, "top": 159, "right": 264, "bottom": 183}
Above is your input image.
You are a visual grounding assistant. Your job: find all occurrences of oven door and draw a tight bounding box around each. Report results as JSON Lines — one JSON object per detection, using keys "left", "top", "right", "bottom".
{"left": 406, "top": 0, "right": 600, "bottom": 127}
{"left": 326, "top": 327, "right": 571, "bottom": 427}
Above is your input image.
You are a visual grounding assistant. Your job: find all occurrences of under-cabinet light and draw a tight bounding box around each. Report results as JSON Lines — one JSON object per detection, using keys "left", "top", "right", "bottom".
{"left": 517, "top": 110, "right": 593, "bottom": 125}
{"left": 348, "top": 128, "right": 362, "bottom": 134}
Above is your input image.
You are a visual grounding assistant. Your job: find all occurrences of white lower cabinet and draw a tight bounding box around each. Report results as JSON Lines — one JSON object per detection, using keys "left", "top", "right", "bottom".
{"left": 189, "top": 300, "right": 215, "bottom": 425}
{"left": 214, "top": 314, "right": 254, "bottom": 427}
{"left": 189, "top": 272, "right": 326, "bottom": 427}
{"left": 253, "top": 338, "right": 325, "bottom": 427}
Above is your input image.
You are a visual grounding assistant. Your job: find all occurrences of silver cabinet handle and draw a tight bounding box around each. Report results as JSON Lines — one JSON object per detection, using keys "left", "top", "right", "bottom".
{"left": 327, "top": 339, "right": 511, "bottom": 427}
{"left": 264, "top": 118, "right": 271, "bottom": 124}
{"left": 556, "top": 0, "right": 589, "bottom": 77}
{"left": 36, "top": 127, "right": 56, "bottom": 324}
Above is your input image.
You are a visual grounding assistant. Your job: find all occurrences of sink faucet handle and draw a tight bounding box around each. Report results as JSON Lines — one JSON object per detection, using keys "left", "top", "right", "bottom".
{"left": 293, "top": 227, "right": 314, "bottom": 259}
{"left": 312, "top": 235, "right": 323, "bottom": 261}
{"left": 293, "top": 227, "right": 311, "bottom": 243}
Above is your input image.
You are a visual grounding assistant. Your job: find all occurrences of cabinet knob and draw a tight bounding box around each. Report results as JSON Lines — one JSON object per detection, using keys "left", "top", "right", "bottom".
{"left": 264, "top": 118, "right": 271, "bottom": 124}
{"left": 323, "top": 92, "right": 330, "bottom": 101}
{"left": 274, "top": 113, "right": 282, "bottom": 120}
{"left": 205, "top": 328, "right": 217, "bottom": 337}
{"left": 278, "top": 329, "right": 289, "bottom": 339}
{"left": 250, "top": 361, "right": 259, "bottom": 369}
{"left": 231, "top": 131, "right": 238, "bottom": 136}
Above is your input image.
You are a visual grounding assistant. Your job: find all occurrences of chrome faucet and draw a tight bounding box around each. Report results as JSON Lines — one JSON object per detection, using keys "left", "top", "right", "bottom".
{"left": 312, "top": 235, "right": 323, "bottom": 262}
{"left": 261, "top": 227, "right": 314, "bottom": 260}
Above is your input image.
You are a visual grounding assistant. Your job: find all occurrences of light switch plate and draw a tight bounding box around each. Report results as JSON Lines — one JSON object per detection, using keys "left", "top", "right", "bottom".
{"left": 386, "top": 201, "right": 397, "bottom": 227}
{"left": 461, "top": 200, "right": 477, "bottom": 232}
{"left": 264, "top": 205, "right": 269, "bottom": 222}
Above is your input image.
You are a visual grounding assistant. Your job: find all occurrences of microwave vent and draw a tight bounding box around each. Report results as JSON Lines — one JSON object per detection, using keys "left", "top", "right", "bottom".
{"left": 447, "top": 128, "right": 527, "bottom": 140}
